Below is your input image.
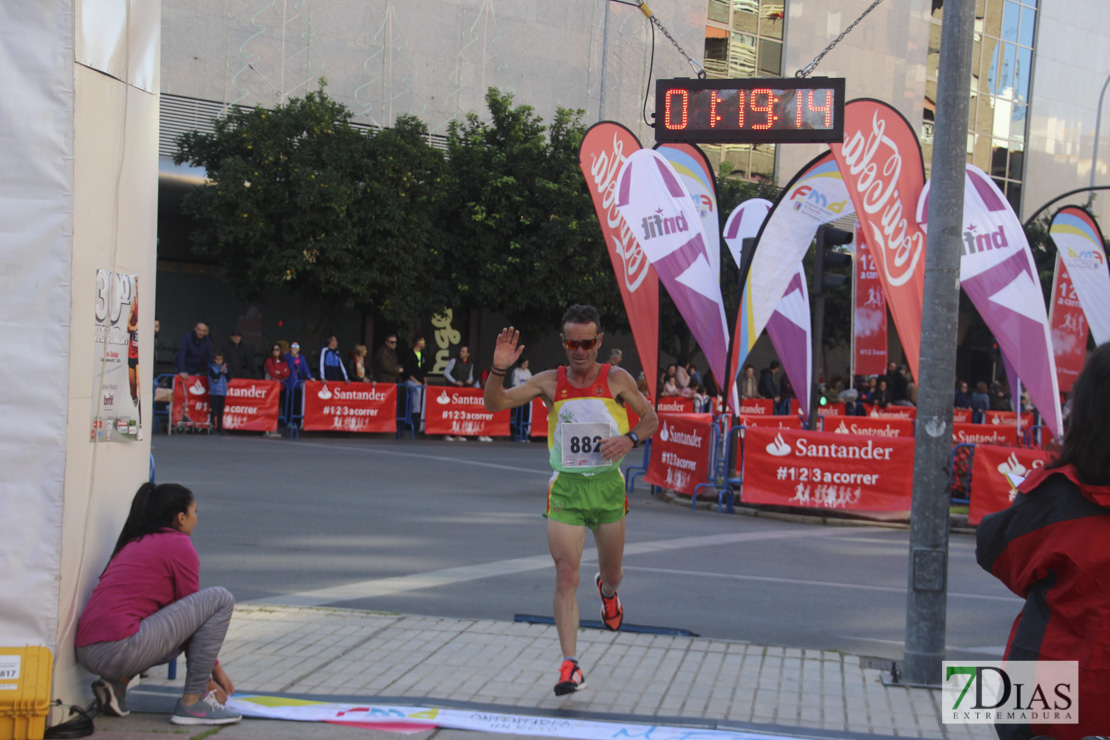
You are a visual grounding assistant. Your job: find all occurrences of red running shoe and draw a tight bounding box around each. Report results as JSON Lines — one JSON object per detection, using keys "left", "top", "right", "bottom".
{"left": 595, "top": 572, "right": 623, "bottom": 631}
{"left": 554, "top": 659, "right": 587, "bottom": 696}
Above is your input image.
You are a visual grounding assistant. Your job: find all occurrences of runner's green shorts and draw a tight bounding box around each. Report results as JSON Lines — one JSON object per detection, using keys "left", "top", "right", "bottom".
{"left": 545, "top": 467, "right": 627, "bottom": 529}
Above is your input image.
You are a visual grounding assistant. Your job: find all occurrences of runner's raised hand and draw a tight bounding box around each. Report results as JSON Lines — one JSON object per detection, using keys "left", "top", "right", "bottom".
{"left": 493, "top": 327, "right": 524, "bottom": 370}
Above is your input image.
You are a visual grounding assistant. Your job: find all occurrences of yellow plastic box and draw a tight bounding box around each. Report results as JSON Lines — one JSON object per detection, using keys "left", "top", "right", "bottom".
{"left": 0, "top": 647, "right": 52, "bottom": 740}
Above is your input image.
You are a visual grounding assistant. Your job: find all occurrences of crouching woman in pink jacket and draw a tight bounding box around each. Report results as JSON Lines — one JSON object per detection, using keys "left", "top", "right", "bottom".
{"left": 76, "top": 482, "right": 241, "bottom": 726}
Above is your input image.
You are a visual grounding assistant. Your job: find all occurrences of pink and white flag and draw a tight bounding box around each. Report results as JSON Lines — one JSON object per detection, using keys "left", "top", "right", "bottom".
{"left": 728, "top": 154, "right": 853, "bottom": 415}
{"left": 722, "top": 198, "right": 811, "bottom": 417}
{"left": 1047, "top": 254, "right": 1089, "bottom": 393}
{"left": 917, "top": 164, "right": 1062, "bottom": 437}
{"left": 1050, "top": 205, "right": 1110, "bottom": 345}
{"left": 615, "top": 149, "right": 729, "bottom": 385}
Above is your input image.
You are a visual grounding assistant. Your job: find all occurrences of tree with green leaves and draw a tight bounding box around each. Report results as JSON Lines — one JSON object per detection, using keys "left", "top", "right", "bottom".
{"left": 443, "top": 88, "right": 625, "bottom": 342}
{"left": 174, "top": 88, "right": 449, "bottom": 349}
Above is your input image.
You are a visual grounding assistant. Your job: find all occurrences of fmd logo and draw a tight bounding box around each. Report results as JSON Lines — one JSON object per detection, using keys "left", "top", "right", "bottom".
{"left": 941, "top": 661, "right": 1077, "bottom": 725}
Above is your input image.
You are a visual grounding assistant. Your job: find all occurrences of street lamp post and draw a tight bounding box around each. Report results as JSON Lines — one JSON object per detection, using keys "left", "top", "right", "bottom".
{"left": 1090, "top": 72, "right": 1110, "bottom": 190}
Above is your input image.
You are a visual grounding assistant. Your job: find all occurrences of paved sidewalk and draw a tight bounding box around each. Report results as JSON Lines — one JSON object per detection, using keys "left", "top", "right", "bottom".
{"left": 85, "top": 604, "right": 996, "bottom": 740}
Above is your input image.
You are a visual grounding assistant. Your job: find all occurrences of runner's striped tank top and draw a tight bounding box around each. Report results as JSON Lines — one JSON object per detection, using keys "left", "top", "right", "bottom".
{"left": 548, "top": 364, "right": 630, "bottom": 474}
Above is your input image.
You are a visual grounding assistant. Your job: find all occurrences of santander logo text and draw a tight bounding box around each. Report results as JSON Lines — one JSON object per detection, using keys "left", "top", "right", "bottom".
{"left": 840, "top": 111, "right": 924, "bottom": 287}
{"left": 436, "top": 390, "right": 486, "bottom": 406}
{"left": 658, "top": 422, "right": 702, "bottom": 448}
{"left": 589, "top": 132, "right": 650, "bottom": 293}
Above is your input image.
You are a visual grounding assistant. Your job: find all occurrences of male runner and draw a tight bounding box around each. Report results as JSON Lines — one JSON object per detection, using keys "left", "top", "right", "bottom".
{"left": 484, "top": 305, "right": 658, "bottom": 696}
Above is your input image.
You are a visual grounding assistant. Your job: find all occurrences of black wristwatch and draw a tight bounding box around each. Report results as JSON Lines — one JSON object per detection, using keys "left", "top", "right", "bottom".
{"left": 625, "top": 431, "right": 640, "bottom": 447}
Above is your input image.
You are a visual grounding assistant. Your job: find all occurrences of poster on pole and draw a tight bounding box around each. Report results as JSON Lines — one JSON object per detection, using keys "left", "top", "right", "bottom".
{"left": 91, "top": 270, "right": 142, "bottom": 442}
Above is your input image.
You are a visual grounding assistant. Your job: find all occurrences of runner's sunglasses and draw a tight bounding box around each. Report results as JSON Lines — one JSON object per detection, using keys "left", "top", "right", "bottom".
{"left": 561, "top": 336, "right": 600, "bottom": 351}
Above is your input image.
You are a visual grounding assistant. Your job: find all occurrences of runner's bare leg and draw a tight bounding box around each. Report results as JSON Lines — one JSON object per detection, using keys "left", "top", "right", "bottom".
{"left": 548, "top": 519, "right": 586, "bottom": 658}
{"left": 593, "top": 518, "right": 625, "bottom": 595}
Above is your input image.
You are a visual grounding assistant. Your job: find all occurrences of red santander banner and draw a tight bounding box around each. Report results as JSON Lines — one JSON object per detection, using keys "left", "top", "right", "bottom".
{"left": 657, "top": 396, "right": 695, "bottom": 414}
{"left": 830, "top": 100, "right": 926, "bottom": 381}
{"left": 529, "top": 397, "right": 550, "bottom": 439}
{"left": 738, "top": 398, "right": 773, "bottom": 415}
{"left": 981, "top": 410, "right": 1034, "bottom": 431}
{"left": 953, "top": 407, "right": 973, "bottom": 424}
{"left": 172, "top": 376, "right": 210, "bottom": 426}
{"left": 861, "top": 404, "right": 916, "bottom": 420}
{"left": 425, "top": 386, "right": 510, "bottom": 437}
{"left": 952, "top": 422, "right": 1020, "bottom": 446}
{"left": 580, "top": 122, "right": 660, "bottom": 400}
{"left": 644, "top": 413, "right": 714, "bottom": 497}
{"left": 968, "top": 444, "right": 1050, "bottom": 525}
{"left": 820, "top": 415, "right": 913, "bottom": 438}
{"left": 739, "top": 414, "right": 804, "bottom": 430}
{"left": 742, "top": 427, "right": 913, "bottom": 511}
{"left": 223, "top": 379, "right": 281, "bottom": 432}
{"left": 302, "top": 381, "right": 396, "bottom": 433}
{"left": 852, "top": 234, "right": 887, "bottom": 376}
{"left": 816, "top": 402, "right": 846, "bottom": 417}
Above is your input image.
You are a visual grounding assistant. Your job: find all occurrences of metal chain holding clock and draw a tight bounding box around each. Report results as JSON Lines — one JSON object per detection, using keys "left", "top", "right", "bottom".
{"left": 634, "top": 1, "right": 706, "bottom": 79}
{"left": 795, "top": 0, "right": 886, "bottom": 78}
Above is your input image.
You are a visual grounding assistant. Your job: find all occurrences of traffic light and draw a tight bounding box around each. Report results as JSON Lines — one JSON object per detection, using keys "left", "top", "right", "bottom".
{"left": 814, "top": 225, "right": 853, "bottom": 293}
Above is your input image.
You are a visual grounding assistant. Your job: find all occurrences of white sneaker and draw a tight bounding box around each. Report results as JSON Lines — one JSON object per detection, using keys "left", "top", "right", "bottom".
{"left": 455, "top": 436, "right": 468, "bottom": 442}
{"left": 444, "top": 436, "right": 456, "bottom": 441}
{"left": 478, "top": 436, "right": 493, "bottom": 442}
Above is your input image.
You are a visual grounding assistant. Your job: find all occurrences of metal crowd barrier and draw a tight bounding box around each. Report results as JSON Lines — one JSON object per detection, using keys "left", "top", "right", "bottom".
{"left": 623, "top": 439, "right": 652, "bottom": 493}
{"left": 690, "top": 422, "right": 728, "bottom": 512}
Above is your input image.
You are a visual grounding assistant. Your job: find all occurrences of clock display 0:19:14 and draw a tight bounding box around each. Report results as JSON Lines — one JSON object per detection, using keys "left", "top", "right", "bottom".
{"left": 663, "top": 86, "right": 835, "bottom": 132}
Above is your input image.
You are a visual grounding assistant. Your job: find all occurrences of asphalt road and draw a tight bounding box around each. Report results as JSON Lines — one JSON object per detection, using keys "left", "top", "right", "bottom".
{"left": 150, "top": 433, "right": 1022, "bottom": 663}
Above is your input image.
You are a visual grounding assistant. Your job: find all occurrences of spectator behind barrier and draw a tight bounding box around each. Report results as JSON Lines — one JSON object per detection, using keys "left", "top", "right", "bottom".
{"left": 264, "top": 344, "right": 291, "bottom": 382}
{"left": 318, "top": 335, "right": 349, "bottom": 383}
{"left": 284, "top": 342, "right": 313, "bottom": 392}
{"left": 221, "top": 331, "right": 254, "bottom": 379}
{"left": 373, "top": 335, "right": 402, "bottom": 384}
{"left": 347, "top": 344, "right": 374, "bottom": 383}
{"left": 954, "top": 381, "right": 973, "bottom": 409}
{"left": 511, "top": 358, "right": 533, "bottom": 388}
{"left": 207, "top": 352, "right": 229, "bottom": 435}
{"left": 444, "top": 345, "right": 478, "bottom": 387}
{"left": 175, "top": 323, "right": 214, "bottom": 378}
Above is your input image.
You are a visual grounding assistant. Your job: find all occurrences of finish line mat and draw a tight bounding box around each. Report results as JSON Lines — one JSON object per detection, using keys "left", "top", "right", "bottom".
{"left": 225, "top": 696, "right": 832, "bottom": 740}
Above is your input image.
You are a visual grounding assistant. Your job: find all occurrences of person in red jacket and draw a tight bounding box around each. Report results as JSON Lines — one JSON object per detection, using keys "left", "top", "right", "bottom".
{"left": 976, "top": 342, "right": 1110, "bottom": 739}
{"left": 76, "top": 483, "right": 240, "bottom": 726}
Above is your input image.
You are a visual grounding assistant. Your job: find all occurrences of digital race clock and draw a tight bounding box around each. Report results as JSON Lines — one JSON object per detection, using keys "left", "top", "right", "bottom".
{"left": 654, "top": 77, "right": 846, "bottom": 145}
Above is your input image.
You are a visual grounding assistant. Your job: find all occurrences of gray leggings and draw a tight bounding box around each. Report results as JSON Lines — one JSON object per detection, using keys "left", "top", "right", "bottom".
{"left": 76, "top": 586, "right": 234, "bottom": 695}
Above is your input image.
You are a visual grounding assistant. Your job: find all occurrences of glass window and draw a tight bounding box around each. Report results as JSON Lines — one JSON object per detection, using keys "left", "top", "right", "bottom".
{"left": 973, "top": 132, "right": 994, "bottom": 168}
{"left": 759, "top": 4, "right": 784, "bottom": 40}
{"left": 729, "top": 33, "right": 757, "bottom": 77}
{"left": 705, "top": 27, "right": 729, "bottom": 77}
{"left": 758, "top": 38, "right": 782, "bottom": 76}
{"left": 732, "top": 0, "right": 758, "bottom": 33}
{"left": 1001, "top": 1, "right": 1020, "bottom": 43}
{"left": 1019, "top": 6, "right": 1035, "bottom": 46}
{"left": 980, "top": 36, "right": 999, "bottom": 95}
{"left": 1005, "top": 181, "right": 1021, "bottom": 214}
{"left": 991, "top": 141, "right": 1009, "bottom": 178}
{"left": 1008, "top": 148, "right": 1024, "bottom": 181}
{"left": 1014, "top": 47, "right": 1031, "bottom": 103}
{"left": 708, "top": 0, "right": 729, "bottom": 24}
{"left": 1000, "top": 42, "right": 1015, "bottom": 98}
{"left": 1011, "top": 106, "right": 1027, "bottom": 143}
